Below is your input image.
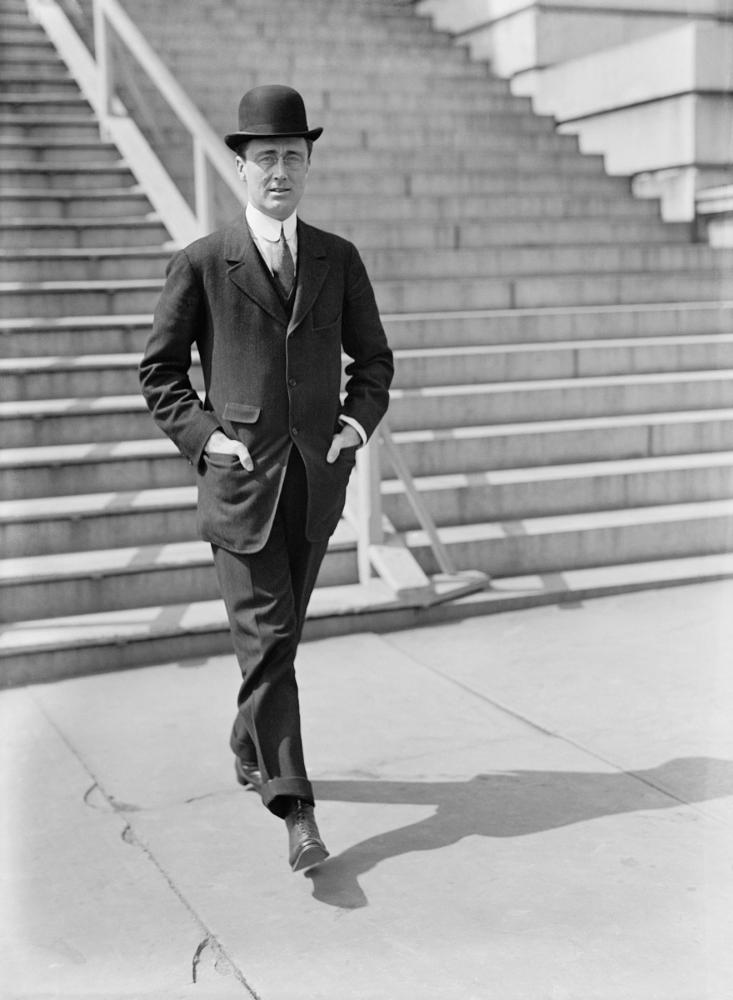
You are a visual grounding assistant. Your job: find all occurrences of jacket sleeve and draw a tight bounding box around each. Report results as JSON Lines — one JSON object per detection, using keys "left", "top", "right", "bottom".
{"left": 138, "top": 248, "right": 220, "bottom": 466}
{"left": 339, "top": 243, "right": 394, "bottom": 440}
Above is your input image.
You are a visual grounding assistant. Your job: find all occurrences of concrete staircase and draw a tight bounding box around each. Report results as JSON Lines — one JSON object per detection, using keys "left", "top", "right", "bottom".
{"left": 2, "top": 0, "right": 733, "bottom": 686}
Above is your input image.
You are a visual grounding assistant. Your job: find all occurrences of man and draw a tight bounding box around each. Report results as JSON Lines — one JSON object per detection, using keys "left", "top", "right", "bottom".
{"left": 139, "top": 85, "right": 393, "bottom": 872}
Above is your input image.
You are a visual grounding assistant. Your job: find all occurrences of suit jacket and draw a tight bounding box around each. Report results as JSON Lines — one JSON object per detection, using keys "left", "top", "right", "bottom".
{"left": 139, "top": 217, "right": 394, "bottom": 554}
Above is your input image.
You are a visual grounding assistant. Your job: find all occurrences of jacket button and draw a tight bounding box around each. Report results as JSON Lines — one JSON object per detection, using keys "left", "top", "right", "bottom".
{"left": 288, "top": 377, "right": 297, "bottom": 387}
{"left": 291, "top": 426, "right": 299, "bottom": 436}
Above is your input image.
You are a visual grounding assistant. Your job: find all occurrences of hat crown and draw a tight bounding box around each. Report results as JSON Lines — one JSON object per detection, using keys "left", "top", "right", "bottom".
{"left": 237, "top": 85, "right": 309, "bottom": 136}
{"left": 225, "top": 84, "right": 323, "bottom": 150}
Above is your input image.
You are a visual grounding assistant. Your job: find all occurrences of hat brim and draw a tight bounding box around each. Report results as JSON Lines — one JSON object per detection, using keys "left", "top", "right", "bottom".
{"left": 224, "top": 126, "right": 323, "bottom": 151}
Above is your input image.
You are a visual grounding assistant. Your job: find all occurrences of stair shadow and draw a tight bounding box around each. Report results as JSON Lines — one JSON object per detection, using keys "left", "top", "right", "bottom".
{"left": 307, "top": 756, "right": 733, "bottom": 909}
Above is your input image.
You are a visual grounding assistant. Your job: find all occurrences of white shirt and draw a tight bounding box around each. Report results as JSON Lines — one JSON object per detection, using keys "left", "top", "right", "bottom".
{"left": 244, "top": 202, "right": 366, "bottom": 446}
{"left": 246, "top": 202, "right": 298, "bottom": 275}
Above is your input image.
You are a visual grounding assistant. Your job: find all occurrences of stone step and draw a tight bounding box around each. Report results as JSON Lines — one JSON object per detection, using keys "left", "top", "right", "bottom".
{"left": 4, "top": 551, "right": 733, "bottom": 685}
{"left": 383, "top": 301, "right": 733, "bottom": 349}
{"left": 370, "top": 271, "right": 730, "bottom": 312}
{"left": 0, "top": 314, "right": 152, "bottom": 357}
{"left": 303, "top": 169, "right": 631, "bottom": 198}
{"left": 336, "top": 216, "right": 691, "bottom": 249}
{"left": 0, "top": 54, "right": 67, "bottom": 76}
{"left": 0, "top": 0, "right": 33, "bottom": 14}
{"left": 0, "top": 73, "right": 77, "bottom": 92}
{"left": 2, "top": 301, "right": 728, "bottom": 359}
{"left": 0, "top": 438, "right": 190, "bottom": 501}
{"left": 5, "top": 407, "right": 733, "bottom": 501}
{"left": 390, "top": 370, "right": 733, "bottom": 431}
{"left": 0, "top": 162, "right": 137, "bottom": 191}
{"left": 0, "top": 188, "right": 153, "bottom": 219}
{"left": 3, "top": 495, "right": 732, "bottom": 624}
{"left": 170, "top": 122, "right": 582, "bottom": 158}
{"left": 0, "top": 395, "right": 186, "bottom": 448}
{"left": 2, "top": 268, "right": 728, "bottom": 320}
{"left": 0, "top": 278, "right": 162, "bottom": 319}
{"left": 392, "top": 409, "right": 733, "bottom": 476}
{"left": 146, "top": 17, "right": 441, "bottom": 44}
{"left": 4, "top": 334, "right": 733, "bottom": 400}
{"left": 385, "top": 452, "right": 733, "bottom": 531}
{"left": 4, "top": 452, "right": 733, "bottom": 557}
{"left": 0, "top": 217, "right": 171, "bottom": 249}
{"left": 305, "top": 87, "right": 523, "bottom": 115}
{"left": 300, "top": 191, "right": 665, "bottom": 222}
{"left": 0, "top": 24, "right": 50, "bottom": 43}
{"left": 0, "top": 525, "right": 358, "bottom": 623}
{"left": 0, "top": 350, "right": 200, "bottom": 401}
{"left": 4, "top": 372, "right": 733, "bottom": 449}
{"left": 0, "top": 40, "right": 55, "bottom": 60}
{"left": 1, "top": 243, "right": 724, "bottom": 284}
{"left": 0, "top": 113, "right": 102, "bottom": 139}
{"left": 0, "top": 93, "right": 90, "bottom": 114}
{"left": 222, "top": 102, "right": 562, "bottom": 138}
{"left": 165, "top": 51, "right": 490, "bottom": 82}
{"left": 0, "top": 137, "right": 125, "bottom": 164}
{"left": 361, "top": 245, "right": 726, "bottom": 281}
{"left": 311, "top": 145, "right": 606, "bottom": 176}
{"left": 404, "top": 498, "right": 733, "bottom": 579}
{"left": 0, "top": 248, "right": 172, "bottom": 282}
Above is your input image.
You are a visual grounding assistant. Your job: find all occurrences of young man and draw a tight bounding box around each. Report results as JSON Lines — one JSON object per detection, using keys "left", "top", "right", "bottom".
{"left": 139, "top": 85, "right": 393, "bottom": 872}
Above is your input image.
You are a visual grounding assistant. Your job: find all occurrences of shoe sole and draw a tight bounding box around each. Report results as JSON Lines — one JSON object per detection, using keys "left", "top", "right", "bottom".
{"left": 291, "top": 841, "right": 330, "bottom": 873}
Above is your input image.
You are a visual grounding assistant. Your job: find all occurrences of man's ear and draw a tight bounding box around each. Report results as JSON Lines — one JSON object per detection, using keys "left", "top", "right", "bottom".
{"left": 235, "top": 156, "right": 246, "bottom": 180}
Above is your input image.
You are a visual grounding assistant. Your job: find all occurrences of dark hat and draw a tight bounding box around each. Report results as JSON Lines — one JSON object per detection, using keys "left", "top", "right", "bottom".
{"left": 225, "top": 84, "right": 323, "bottom": 150}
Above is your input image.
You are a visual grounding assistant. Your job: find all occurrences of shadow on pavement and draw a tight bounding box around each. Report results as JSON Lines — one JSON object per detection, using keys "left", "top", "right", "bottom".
{"left": 306, "top": 757, "right": 733, "bottom": 909}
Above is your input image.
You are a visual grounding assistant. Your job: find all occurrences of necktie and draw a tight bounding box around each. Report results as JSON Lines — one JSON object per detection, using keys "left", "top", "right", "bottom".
{"left": 272, "top": 226, "right": 295, "bottom": 297}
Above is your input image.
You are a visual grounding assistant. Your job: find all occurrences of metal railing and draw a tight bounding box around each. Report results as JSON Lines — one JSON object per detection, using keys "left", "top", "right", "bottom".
{"left": 92, "top": 0, "right": 244, "bottom": 233}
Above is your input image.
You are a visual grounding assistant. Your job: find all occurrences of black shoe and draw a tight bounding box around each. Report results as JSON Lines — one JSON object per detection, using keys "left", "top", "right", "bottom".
{"left": 285, "top": 799, "right": 329, "bottom": 872}
{"left": 234, "top": 757, "right": 262, "bottom": 791}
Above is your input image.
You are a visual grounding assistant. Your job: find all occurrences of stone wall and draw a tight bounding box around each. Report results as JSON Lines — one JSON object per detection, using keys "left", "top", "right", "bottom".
{"left": 416, "top": 0, "right": 733, "bottom": 220}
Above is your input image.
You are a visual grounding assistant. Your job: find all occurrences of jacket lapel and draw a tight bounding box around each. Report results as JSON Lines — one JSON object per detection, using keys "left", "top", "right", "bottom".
{"left": 288, "top": 220, "right": 329, "bottom": 336}
{"left": 224, "top": 220, "right": 288, "bottom": 325}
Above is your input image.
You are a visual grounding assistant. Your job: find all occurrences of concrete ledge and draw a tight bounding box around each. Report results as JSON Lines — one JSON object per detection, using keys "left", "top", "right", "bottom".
{"left": 3, "top": 553, "right": 733, "bottom": 687}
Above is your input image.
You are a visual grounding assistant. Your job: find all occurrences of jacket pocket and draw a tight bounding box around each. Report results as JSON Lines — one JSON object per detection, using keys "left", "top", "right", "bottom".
{"left": 222, "top": 402, "right": 261, "bottom": 424}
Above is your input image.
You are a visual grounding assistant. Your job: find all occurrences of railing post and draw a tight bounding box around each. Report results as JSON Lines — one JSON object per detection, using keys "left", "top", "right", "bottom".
{"left": 92, "top": 0, "right": 114, "bottom": 133}
{"left": 354, "top": 432, "right": 383, "bottom": 584}
{"left": 193, "top": 135, "right": 214, "bottom": 234}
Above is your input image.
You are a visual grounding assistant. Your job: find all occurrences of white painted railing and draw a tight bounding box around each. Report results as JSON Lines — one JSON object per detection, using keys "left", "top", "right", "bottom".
{"left": 92, "top": 0, "right": 245, "bottom": 234}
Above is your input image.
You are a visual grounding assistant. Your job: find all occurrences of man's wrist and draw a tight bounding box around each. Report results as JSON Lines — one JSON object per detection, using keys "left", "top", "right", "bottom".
{"left": 338, "top": 415, "right": 367, "bottom": 446}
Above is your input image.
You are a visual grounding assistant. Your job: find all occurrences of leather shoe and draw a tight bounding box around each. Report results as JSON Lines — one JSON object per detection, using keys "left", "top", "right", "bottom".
{"left": 234, "top": 757, "right": 262, "bottom": 791}
{"left": 285, "top": 799, "right": 329, "bottom": 872}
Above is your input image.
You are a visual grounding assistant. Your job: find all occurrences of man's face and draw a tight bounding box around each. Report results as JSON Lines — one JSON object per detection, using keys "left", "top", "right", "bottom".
{"left": 236, "top": 137, "right": 310, "bottom": 220}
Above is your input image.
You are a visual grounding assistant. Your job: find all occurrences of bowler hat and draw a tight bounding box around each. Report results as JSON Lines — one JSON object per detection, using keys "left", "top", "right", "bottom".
{"left": 225, "top": 84, "right": 323, "bottom": 151}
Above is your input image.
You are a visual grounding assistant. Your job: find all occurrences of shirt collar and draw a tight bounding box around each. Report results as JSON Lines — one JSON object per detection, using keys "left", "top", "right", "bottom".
{"left": 246, "top": 202, "right": 297, "bottom": 243}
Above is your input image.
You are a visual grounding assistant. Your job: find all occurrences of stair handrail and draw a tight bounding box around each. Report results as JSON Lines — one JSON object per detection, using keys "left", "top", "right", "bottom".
{"left": 92, "top": 0, "right": 245, "bottom": 233}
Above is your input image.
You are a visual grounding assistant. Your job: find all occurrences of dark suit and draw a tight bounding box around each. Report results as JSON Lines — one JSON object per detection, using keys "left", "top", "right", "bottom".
{"left": 140, "top": 217, "right": 393, "bottom": 816}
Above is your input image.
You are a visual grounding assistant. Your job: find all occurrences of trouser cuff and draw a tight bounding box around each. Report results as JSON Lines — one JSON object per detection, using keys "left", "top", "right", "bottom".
{"left": 261, "top": 777, "right": 314, "bottom": 817}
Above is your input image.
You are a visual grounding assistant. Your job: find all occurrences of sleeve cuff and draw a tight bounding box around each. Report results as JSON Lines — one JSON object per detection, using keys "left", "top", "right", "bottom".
{"left": 338, "top": 415, "right": 367, "bottom": 446}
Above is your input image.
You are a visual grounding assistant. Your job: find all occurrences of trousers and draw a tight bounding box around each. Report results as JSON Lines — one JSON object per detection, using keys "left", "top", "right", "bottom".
{"left": 211, "top": 446, "right": 330, "bottom": 818}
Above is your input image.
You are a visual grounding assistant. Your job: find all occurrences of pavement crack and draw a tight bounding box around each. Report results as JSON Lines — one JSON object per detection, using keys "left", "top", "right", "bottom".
{"left": 31, "top": 692, "right": 263, "bottom": 997}
{"left": 191, "top": 935, "right": 210, "bottom": 984}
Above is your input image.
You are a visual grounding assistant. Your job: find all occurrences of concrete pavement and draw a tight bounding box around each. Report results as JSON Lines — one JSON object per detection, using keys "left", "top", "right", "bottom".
{"left": 2, "top": 579, "right": 733, "bottom": 999}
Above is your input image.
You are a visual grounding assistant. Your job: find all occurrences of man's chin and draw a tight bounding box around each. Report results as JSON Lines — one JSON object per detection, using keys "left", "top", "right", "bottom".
{"left": 265, "top": 196, "right": 295, "bottom": 219}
